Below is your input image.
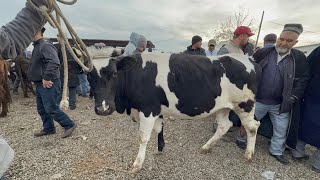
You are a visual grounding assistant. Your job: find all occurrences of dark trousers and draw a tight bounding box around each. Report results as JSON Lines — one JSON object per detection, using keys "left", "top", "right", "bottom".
{"left": 68, "top": 87, "right": 77, "bottom": 109}
{"left": 35, "top": 79, "right": 74, "bottom": 132}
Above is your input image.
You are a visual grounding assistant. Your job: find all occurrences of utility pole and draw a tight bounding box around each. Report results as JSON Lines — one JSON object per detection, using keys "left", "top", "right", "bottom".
{"left": 255, "top": 11, "right": 265, "bottom": 48}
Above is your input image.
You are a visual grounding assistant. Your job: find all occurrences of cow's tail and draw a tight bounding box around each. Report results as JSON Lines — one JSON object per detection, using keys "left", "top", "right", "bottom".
{"left": 0, "top": 60, "right": 12, "bottom": 104}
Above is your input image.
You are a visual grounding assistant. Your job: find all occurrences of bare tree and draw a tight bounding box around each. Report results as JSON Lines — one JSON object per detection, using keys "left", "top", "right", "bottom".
{"left": 205, "top": 7, "right": 256, "bottom": 42}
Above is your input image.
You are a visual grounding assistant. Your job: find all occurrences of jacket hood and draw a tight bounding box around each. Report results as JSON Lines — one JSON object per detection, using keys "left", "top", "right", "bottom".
{"left": 129, "top": 32, "right": 139, "bottom": 46}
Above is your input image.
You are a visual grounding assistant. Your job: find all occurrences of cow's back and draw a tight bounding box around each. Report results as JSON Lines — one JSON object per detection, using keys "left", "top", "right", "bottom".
{"left": 166, "top": 54, "right": 225, "bottom": 116}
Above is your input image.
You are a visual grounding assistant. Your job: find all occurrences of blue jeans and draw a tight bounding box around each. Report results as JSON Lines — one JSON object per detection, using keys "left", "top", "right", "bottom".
{"left": 77, "top": 73, "right": 90, "bottom": 96}
{"left": 255, "top": 102, "right": 289, "bottom": 155}
{"left": 35, "top": 79, "right": 74, "bottom": 132}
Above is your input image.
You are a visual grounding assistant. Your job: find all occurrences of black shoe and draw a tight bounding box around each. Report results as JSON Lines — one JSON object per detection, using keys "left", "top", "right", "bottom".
{"left": 61, "top": 124, "right": 77, "bottom": 138}
{"left": 312, "top": 166, "right": 320, "bottom": 173}
{"left": 292, "top": 154, "right": 310, "bottom": 161}
{"left": 34, "top": 130, "right": 56, "bottom": 137}
{"left": 236, "top": 139, "right": 247, "bottom": 150}
{"left": 69, "top": 106, "right": 76, "bottom": 110}
{"left": 270, "top": 153, "right": 289, "bottom": 165}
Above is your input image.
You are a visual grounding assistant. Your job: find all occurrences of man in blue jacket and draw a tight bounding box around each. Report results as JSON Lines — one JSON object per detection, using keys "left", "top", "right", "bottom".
{"left": 28, "top": 27, "right": 76, "bottom": 138}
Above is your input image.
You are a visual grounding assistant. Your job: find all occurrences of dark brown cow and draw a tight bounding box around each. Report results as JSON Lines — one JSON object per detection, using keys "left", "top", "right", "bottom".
{"left": 0, "top": 59, "right": 11, "bottom": 117}
{"left": 13, "top": 54, "right": 34, "bottom": 97}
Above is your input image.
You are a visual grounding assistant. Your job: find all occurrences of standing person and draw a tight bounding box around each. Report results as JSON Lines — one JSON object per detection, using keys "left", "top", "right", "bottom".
{"left": 132, "top": 35, "right": 147, "bottom": 55}
{"left": 242, "top": 42, "right": 255, "bottom": 56}
{"left": 263, "top": 33, "right": 277, "bottom": 48}
{"left": 217, "top": 26, "right": 254, "bottom": 55}
{"left": 252, "top": 24, "right": 309, "bottom": 164}
{"left": 28, "top": 27, "right": 77, "bottom": 138}
{"left": 205, "top": 39, "right": 218, "bottom": 56}
{"left": 123, "top": 32, "right": 140, "bottom": 56}
{"left": 291, "top": 46, "right": 320, "bottom": 173}
{"left": 183, "top": 35, "right": 206, "bottom": 56}
{"left": 0, "top": 0, "right": 52, "bottom": 178}
{"left": 216, "top": 26, "right": 255, "bottom": 149}
{"left": 54, "top": 44, "right": 82, "bottom": 110}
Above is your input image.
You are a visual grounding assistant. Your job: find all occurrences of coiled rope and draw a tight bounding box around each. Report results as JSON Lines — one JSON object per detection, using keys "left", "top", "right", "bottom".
{"left": 26, "top": 0, "right": 93, "bottom": 110}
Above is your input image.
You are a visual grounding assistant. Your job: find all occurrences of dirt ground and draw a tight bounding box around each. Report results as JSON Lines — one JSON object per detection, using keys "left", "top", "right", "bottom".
{"left": 0, "top": 93, "right": 319, "bottom": 180}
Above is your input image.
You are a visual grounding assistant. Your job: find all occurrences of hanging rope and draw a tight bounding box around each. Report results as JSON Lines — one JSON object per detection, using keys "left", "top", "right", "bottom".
{"left": 27, "top": 0, "right": 93, "bottom": 111}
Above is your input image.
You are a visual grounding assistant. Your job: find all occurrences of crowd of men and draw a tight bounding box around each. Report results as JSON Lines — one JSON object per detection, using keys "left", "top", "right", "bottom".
{"left": 183, "top": 25, "right": 320, "bottom": 173}
{"left": 0, "top": 1, "right": 319, "bottom": 178}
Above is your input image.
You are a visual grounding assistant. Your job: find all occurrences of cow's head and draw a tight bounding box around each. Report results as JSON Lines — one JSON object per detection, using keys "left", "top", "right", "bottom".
{"left": 94, "top": 56, "right": 137, "bottom": 116}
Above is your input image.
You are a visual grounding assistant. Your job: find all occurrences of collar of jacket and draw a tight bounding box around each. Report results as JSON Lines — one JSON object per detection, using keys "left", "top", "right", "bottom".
{"left": 33, "top": 38, "right": 44, "bottom": 46}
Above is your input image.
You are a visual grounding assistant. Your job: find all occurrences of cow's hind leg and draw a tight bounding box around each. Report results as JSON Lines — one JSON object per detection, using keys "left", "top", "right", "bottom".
{"left": 154, "top": 115, "right": 165, "bottom": 152}
{"left": 132, "top": 112, "right": 158, "bottom": 173}
{"left": 201, "top": 108, "right": 233, "bottom": 153}
{"left": 236, "top": 109, "right": 260, "bottom": 162}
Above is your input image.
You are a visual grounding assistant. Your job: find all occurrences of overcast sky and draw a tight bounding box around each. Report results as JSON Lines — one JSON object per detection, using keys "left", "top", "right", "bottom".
{"left": 1, "top": 0, "right": 320, "bottom": 52}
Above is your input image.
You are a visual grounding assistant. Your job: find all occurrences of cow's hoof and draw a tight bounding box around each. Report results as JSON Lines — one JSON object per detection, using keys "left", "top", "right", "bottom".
{"left": 131, "top": 165, "right": 142, "bottom": 173}
{"left": 200, "top": 145, "right": 211, "bottom": 154}
{"left": 0, "top": 113, "right": 7, "bottom": 117}
{"left": 243, "top": 152, "right": 253, "bottom": 163}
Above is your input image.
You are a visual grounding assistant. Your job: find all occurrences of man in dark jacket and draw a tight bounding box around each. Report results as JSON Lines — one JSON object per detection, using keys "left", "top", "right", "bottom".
{"left": 55, "top": 44, "right": 82, "bottom": 110}
{"left": 251, "top": 24, "right": 309, "bottom": 165}
{"left": 291, "top": 46, "right": 320, "bottom": 173}
{"left": 28, "top": 28, "right": 76, "bottom": 138}
{"left": 183, "top": 35, "right": 206, "bottom": 56}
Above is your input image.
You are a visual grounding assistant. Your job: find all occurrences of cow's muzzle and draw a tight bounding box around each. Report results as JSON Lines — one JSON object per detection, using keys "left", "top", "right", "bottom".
{"left": 94, "top": 104, "right": 114, "bottom": 116}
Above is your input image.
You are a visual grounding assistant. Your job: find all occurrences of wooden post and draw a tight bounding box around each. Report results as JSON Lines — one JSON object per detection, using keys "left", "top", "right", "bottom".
{"left": 255, "top": 11, "right": 264, "bottom": 48}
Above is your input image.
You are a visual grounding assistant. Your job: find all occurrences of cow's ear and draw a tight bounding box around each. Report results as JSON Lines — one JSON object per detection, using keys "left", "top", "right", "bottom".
{"left": 116, "top": 56, "right": 136, "bottom": 72}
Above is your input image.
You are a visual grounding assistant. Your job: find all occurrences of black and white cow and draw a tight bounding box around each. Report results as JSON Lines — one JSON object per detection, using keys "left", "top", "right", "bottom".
{"left": 90, "top": 52, "right": 261, "bottom": 173}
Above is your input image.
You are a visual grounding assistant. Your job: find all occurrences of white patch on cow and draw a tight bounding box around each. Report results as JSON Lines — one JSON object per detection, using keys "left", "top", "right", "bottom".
{"left": 207, "top": 53, "right": 255, "bottom": 73}
{"left": 102, "top": 100, "right": 109, "bottom": 111}
{"left": 92, "top": 57, "right": 111, "bottom": 77}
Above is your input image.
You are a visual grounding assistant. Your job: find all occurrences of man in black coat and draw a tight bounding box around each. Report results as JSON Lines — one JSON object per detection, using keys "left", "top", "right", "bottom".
{"left": 54, "top": 44, "right": 82, "bottom": 110}
{"left": 251, "top": 24, "right": 309, "bottom": 165}
{"left": 291, "top": 46, "right": 320, "bottom": 173}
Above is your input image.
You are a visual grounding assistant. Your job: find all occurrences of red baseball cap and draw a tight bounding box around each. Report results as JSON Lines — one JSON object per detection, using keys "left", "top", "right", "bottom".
{"left": 234, "top": 26, "right": 255, "bottom": 36}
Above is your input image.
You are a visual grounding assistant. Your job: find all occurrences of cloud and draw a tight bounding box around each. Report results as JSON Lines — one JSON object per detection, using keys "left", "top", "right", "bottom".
{"left": 1, "top": 0, "right": 320, "bottom": 52}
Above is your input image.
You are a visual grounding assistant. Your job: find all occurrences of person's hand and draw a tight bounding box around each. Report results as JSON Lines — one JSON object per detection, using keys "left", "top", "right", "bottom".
{"left": 288, "top": 96, "right": 297, "bottom": 104}
{"left": 42, "top": 79, "right": 53, "bottom": 88}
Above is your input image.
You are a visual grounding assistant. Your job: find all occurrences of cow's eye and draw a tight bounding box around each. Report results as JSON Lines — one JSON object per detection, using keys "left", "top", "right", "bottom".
{"left": 112, "top": 72, "right": 117, "bottom": 77}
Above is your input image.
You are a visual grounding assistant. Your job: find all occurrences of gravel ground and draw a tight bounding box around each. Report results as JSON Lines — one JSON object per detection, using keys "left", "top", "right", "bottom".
{"left": 0, "top": 93, "right": 319, "bottom": 180}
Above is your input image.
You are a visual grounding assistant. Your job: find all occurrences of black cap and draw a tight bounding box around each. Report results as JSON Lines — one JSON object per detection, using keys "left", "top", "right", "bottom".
{"left": 282, "top": 24, "right": 303, "bottom": 35}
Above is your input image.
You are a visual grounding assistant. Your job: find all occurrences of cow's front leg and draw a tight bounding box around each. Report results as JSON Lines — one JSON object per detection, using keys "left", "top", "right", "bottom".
{"left": 132, "top": 112, "right": 158, "bottom": 173}
{"left": 237, "top": 108, "right": 260, "bottom": 162}
{"left": 201, "top": 109, "right": 233, "bottom": 153}
{"left": 0, "top": 102, "right": 8, "bottom": 117}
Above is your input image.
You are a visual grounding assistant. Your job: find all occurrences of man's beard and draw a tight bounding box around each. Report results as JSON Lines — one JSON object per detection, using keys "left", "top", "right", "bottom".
{"left": 276, "top": 47, "right": 289, "bottom": 54}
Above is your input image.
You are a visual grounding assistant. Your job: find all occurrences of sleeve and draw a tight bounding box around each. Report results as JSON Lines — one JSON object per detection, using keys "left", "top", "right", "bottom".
{"left": 217, "top": 47, "right": 229, "bottom": 55}
{"left": 0, "top": 2, "right": 47, "bottom": 59}
{"left": 291, "top": 53, "right": 310, "bottom": 101}
{"left": 201, "top": 49, "right": 206, "bottom": 56}
{"left": 42, "top": 43, "right": 60, "bottom": 81}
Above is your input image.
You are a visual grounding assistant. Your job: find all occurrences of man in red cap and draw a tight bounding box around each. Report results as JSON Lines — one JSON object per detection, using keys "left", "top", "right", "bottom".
{"left": 217, "top": 26, "right": 255, "bottom": 55}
